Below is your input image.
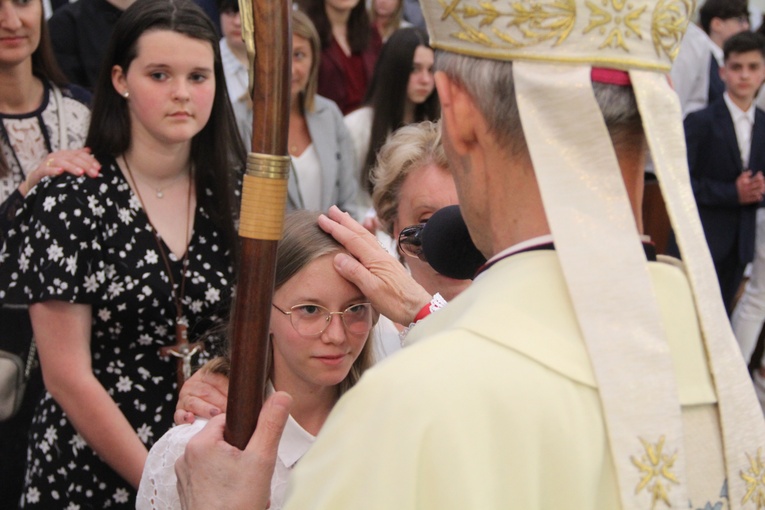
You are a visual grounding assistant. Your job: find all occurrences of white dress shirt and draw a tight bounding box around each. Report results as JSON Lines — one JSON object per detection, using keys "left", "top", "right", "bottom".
{"left": 220, "top": 38, "right": 251, "bottom": 147}
{"left": 670, "top": 23, "right": 720, "bottom": 117}
{"left": 723, "top": 92, "right": 756, "bottom": 169}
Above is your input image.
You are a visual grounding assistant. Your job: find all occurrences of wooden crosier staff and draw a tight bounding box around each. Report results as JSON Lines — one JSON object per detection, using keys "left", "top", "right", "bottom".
{"left": 224, "top": 0, "right": 291, "bottom": 449}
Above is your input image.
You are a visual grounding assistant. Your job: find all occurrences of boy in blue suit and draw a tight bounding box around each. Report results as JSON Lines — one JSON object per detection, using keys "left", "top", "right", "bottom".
{"left": 685, "top": 30, "right": 765, "bottom": 313}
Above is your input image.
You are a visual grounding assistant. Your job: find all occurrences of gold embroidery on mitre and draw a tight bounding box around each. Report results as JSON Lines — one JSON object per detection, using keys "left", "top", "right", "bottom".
{"left": 583, "top": 0, "right": 647, "bottom": 52}
{"left": 443, "top": 0, "right": 577, "bottom": 49}
{"left": 631, "top": 436, "right": 680, "bottom": 509}
{"left": 650, "top": 0, "right": 693, "bottom": 60}
{"left": 741, "top": 448, "right": 765, "bottom": 509}
{"left": 430, "top": 0, "right": 695, "bottom": 70}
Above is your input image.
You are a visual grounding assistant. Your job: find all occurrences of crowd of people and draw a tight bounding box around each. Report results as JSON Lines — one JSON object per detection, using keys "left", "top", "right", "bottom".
{"left": 669, "top": 0, "right": 765, "bottom": 409}
{"left": 0, "top": 0, "right": 431, "bottom": 507}
{"left": 1, "top": 0, "right": 765, "bottom": 508}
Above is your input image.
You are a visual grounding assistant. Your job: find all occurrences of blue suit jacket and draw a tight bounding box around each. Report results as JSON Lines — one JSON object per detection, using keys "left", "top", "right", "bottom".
{"left": 686, "top": 98, "right": 765, "bottom": 265}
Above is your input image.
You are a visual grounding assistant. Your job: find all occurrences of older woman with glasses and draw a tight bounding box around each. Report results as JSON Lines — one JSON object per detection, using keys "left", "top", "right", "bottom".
{"left": 371, "top": 120, "right": 468, "bottom": 303}
{"left": 137, "top": 210, "right": 375, "bottom": 510}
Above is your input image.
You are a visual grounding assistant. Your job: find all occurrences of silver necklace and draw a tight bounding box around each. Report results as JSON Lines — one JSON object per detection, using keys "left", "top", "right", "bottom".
{"left": 123, "top": 156, "right": 188, "bottom": 199}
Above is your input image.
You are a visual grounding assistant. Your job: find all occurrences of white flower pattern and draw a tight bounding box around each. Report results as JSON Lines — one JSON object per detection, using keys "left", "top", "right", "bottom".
{"left": 42, "top": 196, "right": 56, "bottom": 212}
{"left": 144, "top": 249, "right": 159, "bottom": 265}
{"left": 46, "top": 242, "right": 63, "bottom": 262}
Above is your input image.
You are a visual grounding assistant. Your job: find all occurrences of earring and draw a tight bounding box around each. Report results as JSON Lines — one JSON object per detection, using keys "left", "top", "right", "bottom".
{"left": 123, "top": 91, "right": 129, "bottom": 98}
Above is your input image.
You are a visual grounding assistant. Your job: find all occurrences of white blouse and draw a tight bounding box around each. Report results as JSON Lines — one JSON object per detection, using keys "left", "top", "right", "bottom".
{"left": 291, "top": 144, "right": 322, "bottom": 211}
{"left": 136, "top": 387, "right": 315, "bottom": 510}
{"left": 343, "top": 105, "right": 372, "bottom": 178}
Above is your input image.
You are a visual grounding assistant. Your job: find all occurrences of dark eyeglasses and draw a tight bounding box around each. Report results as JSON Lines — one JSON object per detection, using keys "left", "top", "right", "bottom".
{"left": 397, "top": 223, "right": 427, "bottom": 262}
{"left": 272, "top": 303, "right": 373, "bottom": 336}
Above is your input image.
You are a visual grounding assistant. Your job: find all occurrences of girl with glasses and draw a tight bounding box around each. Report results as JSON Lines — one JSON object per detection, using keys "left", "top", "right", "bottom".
{"left": 175, "top": 122, "right": 468, "bottom": 417}
{"left": 137, "top": 210, "right": 375, "bottom": 510}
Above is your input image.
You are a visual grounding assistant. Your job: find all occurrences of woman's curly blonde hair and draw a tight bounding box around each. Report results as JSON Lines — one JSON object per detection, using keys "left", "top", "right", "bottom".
{"left": 371, "top": 120, "right": 448, "bottom": 237}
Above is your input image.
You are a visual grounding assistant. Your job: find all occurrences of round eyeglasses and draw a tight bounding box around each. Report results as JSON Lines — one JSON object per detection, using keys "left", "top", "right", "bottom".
{"left": 271, "top": 303, "right": 373, "bottom": 337}
{"left": 397, "top": 223, "right": 427, "bottom": 262}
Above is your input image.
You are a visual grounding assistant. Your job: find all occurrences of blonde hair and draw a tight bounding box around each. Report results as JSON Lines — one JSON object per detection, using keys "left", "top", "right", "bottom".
{"left": 372, "top": 120, "right": 448, "bottom": 237}
{"left": 293, "top": 9, "right": 321, "bottom": 113}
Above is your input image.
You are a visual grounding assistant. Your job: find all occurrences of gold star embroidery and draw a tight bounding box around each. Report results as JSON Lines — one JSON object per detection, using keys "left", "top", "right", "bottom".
{"left": 631, "top": 436, "right": 679, "bottom": 509}
{"left": 584, "top": 0, "right": 647, "bottom": 51}
{"left": 741, "top": 448, "right": 765, "bottom": 509}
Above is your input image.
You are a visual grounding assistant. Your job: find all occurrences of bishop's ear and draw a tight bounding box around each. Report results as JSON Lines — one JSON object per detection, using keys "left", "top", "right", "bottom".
{"left": 435, "top": 71, "right": 479, "bottom": 156}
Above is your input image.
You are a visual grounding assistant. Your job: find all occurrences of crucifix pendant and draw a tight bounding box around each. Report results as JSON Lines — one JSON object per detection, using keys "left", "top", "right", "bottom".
{"left": 160, "top": 320, "right": 204, "bottom": 388}
{"left": 178, "top": 343, "right": 202, "bottom": 380}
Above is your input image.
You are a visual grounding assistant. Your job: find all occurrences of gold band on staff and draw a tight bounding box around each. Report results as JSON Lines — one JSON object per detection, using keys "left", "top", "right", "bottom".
{"left": 238, "top": 153, "right": 291, "bottom": 240}
{"left": 246, "top": 152, "right": 290, "bottom": 179}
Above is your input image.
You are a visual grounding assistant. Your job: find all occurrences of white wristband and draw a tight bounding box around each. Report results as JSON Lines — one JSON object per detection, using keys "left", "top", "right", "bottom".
{"left": 399, "top": 293, "right": 448, "bottom": 343}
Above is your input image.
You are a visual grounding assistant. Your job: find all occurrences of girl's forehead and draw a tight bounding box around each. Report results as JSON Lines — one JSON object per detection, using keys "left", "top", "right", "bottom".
{"left": 134, "top": 29, "right": 213, "bottom": 58}
{"left": 280, "top": 251, "right": 363, "bottom": 298}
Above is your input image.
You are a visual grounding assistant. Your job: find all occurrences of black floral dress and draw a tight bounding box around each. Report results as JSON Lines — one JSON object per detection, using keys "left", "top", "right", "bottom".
{"left": 0, "top": 156, "right": 234, "bottom": 508}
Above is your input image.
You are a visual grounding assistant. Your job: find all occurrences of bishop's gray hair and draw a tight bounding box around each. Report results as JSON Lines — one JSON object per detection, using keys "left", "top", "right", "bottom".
{"left": 434, "top": 51, "right": 644, "bottom": 155}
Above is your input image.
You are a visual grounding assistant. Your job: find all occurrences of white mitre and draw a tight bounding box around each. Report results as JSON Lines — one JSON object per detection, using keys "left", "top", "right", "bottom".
{"left": 420, "top": 1, "right": 765, "bottom": 509}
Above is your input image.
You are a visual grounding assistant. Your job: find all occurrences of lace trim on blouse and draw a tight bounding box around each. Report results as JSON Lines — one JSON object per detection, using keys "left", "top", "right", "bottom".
{"left": 0, "top": 82, "right": 90, "bottom": 202}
